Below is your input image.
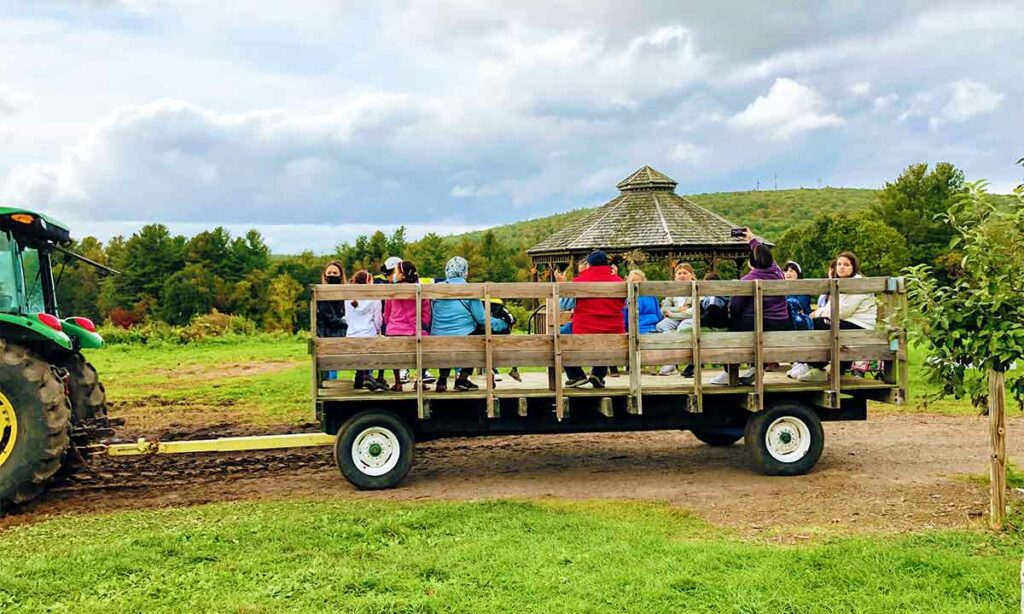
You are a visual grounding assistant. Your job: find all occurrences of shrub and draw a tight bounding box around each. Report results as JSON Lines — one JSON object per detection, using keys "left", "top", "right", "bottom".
{"left": 181, "top": 310, "right": 258, "bottom": 342}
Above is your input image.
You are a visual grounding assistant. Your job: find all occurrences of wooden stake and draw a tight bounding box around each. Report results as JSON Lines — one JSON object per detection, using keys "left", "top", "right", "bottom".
{"left": 553, "top": 285, "right": 564, "bottom": 421}
{"left": 484, "top": 284, "right": 495, "bottom": 418}
{"left": 989, "top": 368, "right": 1007, "bottom": 530}
{"left": 627, "top": 280, "right": 642, "bottom": 415}
{"left": 415, "top": 285, "right": 425, "bottom": 420}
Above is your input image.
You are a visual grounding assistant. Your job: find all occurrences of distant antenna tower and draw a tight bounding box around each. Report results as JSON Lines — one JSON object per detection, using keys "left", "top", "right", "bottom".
{"left": 774, "top": 173, "right": 778, "bottom": 191}
{"left": 755, "top": 179, "right": 760, "bottom": 191}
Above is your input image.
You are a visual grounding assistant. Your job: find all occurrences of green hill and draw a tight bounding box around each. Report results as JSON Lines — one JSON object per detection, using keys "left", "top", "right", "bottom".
{"left": 450, "top": 187, "right": 879, "bottom": 251}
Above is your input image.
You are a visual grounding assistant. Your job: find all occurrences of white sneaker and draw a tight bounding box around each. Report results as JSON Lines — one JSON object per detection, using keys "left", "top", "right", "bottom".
{"left": 797, "top": 367, "right": 828, "bottom": 382}
{"left": 709, "top": 371, "right": 730, "bottom": 385}
{"left": 658, "top": 364, "right": 677, "bottom": 376}
{"left": 739, "top": 367, "right": 756, "bottom": 379}
{"left": 787, "top": 363, "right": 810, "bottom": 379}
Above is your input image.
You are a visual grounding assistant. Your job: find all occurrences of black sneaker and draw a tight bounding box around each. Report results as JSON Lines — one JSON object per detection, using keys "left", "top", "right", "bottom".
{"left": 681, "top": 365, "right": 694, "bottom": 378}
{"left": 565, "top": 377, "right": 589, "bottom": 388}
{"left": 508, "top": 368, "right": 522, "bottom": 382}
{"left": 422, "top": 371, "right": 437, "bottom": 384}
{"left": 454, "top": 378, "right": 479, "bottom": 392}
{"left": 588, "top": 375, "right": 606, "bottom": 389}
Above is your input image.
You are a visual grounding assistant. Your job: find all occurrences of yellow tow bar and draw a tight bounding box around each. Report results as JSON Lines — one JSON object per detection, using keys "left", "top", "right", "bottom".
{"left": 101, "top": 433, "right": 336, "bottom": 457}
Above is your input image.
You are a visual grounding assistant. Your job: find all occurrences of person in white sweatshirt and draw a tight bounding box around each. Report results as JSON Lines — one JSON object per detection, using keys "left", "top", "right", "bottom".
{"left": 798, "top": 251, "right": 878, "bottom": 382}
{"left": 345, "top": 270, "right": 385, "bottom": 391}
{"left": 656, "top": 262, "right": 696, "bottom": 376}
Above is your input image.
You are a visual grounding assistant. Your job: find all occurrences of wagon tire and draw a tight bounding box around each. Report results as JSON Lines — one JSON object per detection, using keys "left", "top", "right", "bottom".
{"left": 334, "top": 410, "right": 413, "bottom": 490}
{"left": 690, "top": 429, "right": 743, "bottom": 447}
{"left": 744, "top": 400, "right": 823, "bottom": 476}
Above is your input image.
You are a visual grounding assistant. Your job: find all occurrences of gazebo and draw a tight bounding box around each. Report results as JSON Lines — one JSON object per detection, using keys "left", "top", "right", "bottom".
{"left": 528, "top": 166, "right": 751, "bottom": 276}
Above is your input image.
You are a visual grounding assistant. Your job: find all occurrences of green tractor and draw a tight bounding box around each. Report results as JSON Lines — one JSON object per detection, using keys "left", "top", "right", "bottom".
{"left": 0, "top": 208, "right": 113, "bottom": 510}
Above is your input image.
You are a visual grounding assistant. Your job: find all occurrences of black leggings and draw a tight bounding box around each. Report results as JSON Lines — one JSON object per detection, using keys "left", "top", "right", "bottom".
{"left": 809, "top": 318, "right": 865, "bottom": 370}
{"left": 728, "top": 314, "right": 794, "bottom": 332}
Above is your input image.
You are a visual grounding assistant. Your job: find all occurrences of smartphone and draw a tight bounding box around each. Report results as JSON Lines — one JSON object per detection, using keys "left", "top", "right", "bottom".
{"left": 730, "top": 227, "right": 746, "bottom": 238}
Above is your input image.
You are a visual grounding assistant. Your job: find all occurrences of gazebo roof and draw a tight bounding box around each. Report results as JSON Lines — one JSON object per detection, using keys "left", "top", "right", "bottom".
{"left": 528, "top": 166, "right": 749, "bottom": 257}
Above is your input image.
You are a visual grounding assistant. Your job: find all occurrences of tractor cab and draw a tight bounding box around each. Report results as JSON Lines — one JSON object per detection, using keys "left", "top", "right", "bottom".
{"left": 0, "top": 208, "right": 103, "bottom": 354}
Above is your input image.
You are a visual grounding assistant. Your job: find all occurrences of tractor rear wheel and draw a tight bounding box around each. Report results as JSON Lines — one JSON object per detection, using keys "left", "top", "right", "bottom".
{"left": 61, "top": 353, "right": 109, "bottom": 466}
{"left": 0, "top": 342, "right": 71, "bottom": 509}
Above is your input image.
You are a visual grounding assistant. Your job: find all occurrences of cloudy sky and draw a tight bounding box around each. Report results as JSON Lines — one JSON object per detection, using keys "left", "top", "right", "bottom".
{"left": 0, "top": 1, "right": 1021, "bottom": 252}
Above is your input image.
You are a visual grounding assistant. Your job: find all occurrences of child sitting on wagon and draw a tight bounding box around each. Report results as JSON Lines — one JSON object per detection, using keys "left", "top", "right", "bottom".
{"left": 345, "top": 270, "right": 385, "bottom": 392}
{"left": 384, "top": 261, "right": 431, "bottom": 392}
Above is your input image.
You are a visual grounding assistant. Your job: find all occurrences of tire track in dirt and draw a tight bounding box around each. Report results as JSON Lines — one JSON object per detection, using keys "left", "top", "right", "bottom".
{"left": 3, "top": 412, "right": 1021, "bottom": 535}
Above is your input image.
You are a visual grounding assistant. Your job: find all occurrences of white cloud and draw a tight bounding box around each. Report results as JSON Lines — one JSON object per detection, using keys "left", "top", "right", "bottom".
{"left": 669, "top": 142, "right": 703, "bottom": 163}
{"left": 898, "top": 80, "right": 1005, "bottom": 128}
{"left": 728, "top": 78, "right": 844, "bottom": 140}
{"left": 848, "top": 81, "right": 871, "bottom": 96}
{"left": 941, "top": 79, "right": 1004, "bottom": 122}
{"left": 872, "top": 93, "right": 899, "bottom": 111}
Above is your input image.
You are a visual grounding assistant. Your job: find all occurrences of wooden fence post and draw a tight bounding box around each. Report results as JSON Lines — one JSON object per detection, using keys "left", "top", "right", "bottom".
{"left": 989, "top": 368, "right": 1007, "bottom": 530}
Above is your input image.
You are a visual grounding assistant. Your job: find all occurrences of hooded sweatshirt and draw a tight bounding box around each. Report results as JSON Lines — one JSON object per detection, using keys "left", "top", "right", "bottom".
{"left": 570, "top": 265, "right": 625, "bottom": 334}
{"left": 728, "top": 237, "right": 790, "bottom": 322}
{"left": 344, "top": 298, "right": 383, "bottom": 338}
{"left": 384, "top": 296, "right": 431, "bottom": 336}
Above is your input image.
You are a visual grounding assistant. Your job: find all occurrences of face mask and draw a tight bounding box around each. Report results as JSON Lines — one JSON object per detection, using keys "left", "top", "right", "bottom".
{"left": 325, "top": 276, "right": 342, "bottom": 285}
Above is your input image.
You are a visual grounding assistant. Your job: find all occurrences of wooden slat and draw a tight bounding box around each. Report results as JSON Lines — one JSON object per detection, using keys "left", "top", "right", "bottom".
{"left": 484, "top": 284, "right": 495, "bottom": 418}
{"left": 318, "top": 337, "right": 417, "bottom": 354}
{"left": 627, "top": 281, "right": 642, "bottom": 415}
{"left": 315, "top": 284, "right": 417, "bottom": 300}
{"left": 828, "top": 278, "right": 841, "bottom": 409}
{"left": 421, "top": 284, "right": 484, "bottom": 299}
{"left": 557, "top": 282, "right": 628, "bottom": 298}
{"left": 691, "top": 280, "right": 703, "bottom": 413}
{"left": 492, "top": 336, "right": 554, "bottom": 367}
{"left": 637, "top": 281, "right": 694, "bottom": 296}
{"left": 415, "top": 285, "right": 425, "bottom": 419}
{"left": 553, "top": 285, "right": 564, "bottom": 420}
{"left": 640, "top": 349, "right": 694, "bottom": 365}
{"left": 753, "top": 280, "right": 764, "bottom": 410}
{"left": 485, "top": 282, "right": 555, "bottom": 299}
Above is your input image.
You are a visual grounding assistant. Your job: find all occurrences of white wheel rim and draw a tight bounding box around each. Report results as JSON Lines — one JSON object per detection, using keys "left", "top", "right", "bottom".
{"left": 351, "top": 426, "right": 401, "bottom": 477}
{"left": 764, "top": 416, "right": 812, "bottom": 463}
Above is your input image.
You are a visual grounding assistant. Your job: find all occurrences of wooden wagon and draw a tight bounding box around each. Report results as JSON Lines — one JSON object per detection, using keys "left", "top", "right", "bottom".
{"left": 312, "top": 278, "right": 908, "bottom": 489}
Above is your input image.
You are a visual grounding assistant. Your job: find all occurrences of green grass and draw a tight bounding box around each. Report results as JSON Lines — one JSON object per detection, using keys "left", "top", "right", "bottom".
{"left": 0, "top": 499, "right": 1019, "bottom": 613}
{"left": 87, "top": 336, "right": 313, "bottom": 424}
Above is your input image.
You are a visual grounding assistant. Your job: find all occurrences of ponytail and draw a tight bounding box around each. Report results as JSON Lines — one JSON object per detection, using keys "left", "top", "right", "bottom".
{"left": 349, "top": 270, "right": 372, "bottom": 307}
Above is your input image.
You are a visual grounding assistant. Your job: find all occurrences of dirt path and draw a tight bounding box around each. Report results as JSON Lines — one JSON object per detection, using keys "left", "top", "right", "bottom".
{"left": 4, "top": 412, "right": 1021, "bottom": 534}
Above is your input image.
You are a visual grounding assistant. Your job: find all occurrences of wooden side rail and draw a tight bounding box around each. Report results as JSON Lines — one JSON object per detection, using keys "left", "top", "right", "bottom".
{"left": 311, "top": 277, "right": 908, "bottom": 418}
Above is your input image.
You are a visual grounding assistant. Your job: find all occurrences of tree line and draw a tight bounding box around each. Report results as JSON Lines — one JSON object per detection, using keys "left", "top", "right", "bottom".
{"left": 57, "top": 161, "right": 978, "bottom": 331}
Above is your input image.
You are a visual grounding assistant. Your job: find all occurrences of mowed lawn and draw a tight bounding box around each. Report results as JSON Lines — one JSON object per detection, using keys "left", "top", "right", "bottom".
{"left": 1, "top": 499, "right": 1021, "bottom": 613}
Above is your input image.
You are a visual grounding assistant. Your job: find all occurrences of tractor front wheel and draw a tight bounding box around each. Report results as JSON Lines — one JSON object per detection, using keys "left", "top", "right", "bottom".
{"left": 0, "top": 342, "right": 71, "bottom": 509}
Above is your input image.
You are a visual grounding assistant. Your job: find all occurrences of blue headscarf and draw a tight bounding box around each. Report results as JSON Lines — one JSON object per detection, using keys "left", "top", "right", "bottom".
{"left": 445, "top": 256, "right": 469, "bottom": 280}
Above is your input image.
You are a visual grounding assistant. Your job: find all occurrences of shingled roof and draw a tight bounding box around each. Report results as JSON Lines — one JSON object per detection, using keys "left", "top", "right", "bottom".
{"left": 528, "top": 166, "right": 749, "bottom": 257}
